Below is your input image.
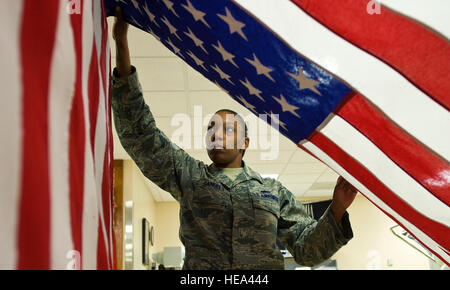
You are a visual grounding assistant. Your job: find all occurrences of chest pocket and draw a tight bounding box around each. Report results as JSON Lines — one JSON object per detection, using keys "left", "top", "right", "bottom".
{"left": 252, "top": 195, "right": 280, "bottom": 217}
{"left": 251, "top": 193, "right": 280, "bottom": 238}
{"left": 251, "top": 189, "right": 280, "bottom": 224}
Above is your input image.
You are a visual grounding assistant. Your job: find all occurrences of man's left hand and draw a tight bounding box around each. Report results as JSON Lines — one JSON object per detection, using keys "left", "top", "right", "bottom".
{"left": 330, "top": 176, "right": 358, "bottom": 223}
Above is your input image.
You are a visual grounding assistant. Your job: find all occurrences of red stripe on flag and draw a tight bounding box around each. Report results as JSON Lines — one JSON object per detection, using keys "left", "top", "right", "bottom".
{"left": 88, "top": 42, "right": 100, "bottom": 157}
{"left": 18, "top": 0, "right": 60, "bottom": 269}
{"left": 69, "top": 1, "right": 86, "bottom": 268}
{"left": 336, "top": 93, "right": 450, "bottom": 206}
{"left": 307, "top": 131, "right": 450, "bottom": 264}
{"left": 291, "top": 0, "right": 450, "bottom": 110}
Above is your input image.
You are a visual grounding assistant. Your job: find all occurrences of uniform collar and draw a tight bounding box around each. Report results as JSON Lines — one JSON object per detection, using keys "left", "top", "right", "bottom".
{"left": 208, "top": 160, "right": 263, "bottom": 189}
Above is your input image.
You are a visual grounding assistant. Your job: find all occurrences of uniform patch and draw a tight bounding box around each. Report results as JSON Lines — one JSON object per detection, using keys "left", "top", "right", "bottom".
{"left": 250, "top": 190, "right": 279, "bottom": 202}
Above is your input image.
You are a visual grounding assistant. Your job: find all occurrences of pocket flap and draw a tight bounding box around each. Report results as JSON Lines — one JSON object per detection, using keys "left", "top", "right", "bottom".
{"left": 251, "top": 194, "right": 280, "bottom": 218}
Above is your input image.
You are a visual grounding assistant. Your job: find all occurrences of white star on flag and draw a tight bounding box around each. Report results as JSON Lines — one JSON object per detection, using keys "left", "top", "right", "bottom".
{"left": 143, "top": 1, "right": 160, "bottom": 27}
{"left": 272, "top": 94, "right": 301, "bottom": 118}
{"left": 264, "top": 111, "right": 288, "bottom": 131}
{"left": 184, "top": 27, "right": 208, "bottom": 54}
{"left": 161, "top": 16, "right": 182, "bottom": 41}
{"left": 165, "top": 38, "right": 184, "bottom": 59}
{"left": 240, "top": 78, "right": 265, "bottom": 102}
{"left": 187, "top": 50, "right": 208, "bottom": 71}
{"left": 287, "top": 67, "right": 322, "bottom": 96}
{"left": 181, "top": 0, "right": 211, "bottom": 28}
{"left": 211, "top": 64, "right": 234, "bottom": 84}
{"left": 145, "top": 27, "right": 160, "bottom": 41}
{"left": 212, "top": 41, "right": 239, "bottom": 68}
{"left": 217, "top": 7, "right": 248, "bottom": 41}
{"left": 245, "top": 53, "right": 275, "bottom": 82}
{"left": 130, "top": 0, "right": 142, "bottom": 14}
{"left": 162, "top": 0, "right": 179, "bottom": 18}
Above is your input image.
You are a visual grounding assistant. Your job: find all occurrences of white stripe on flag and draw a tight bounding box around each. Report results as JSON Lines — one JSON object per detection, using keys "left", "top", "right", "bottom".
{"left": 0, "top": 0, "right": 23, "bottom": 269}
{"left": 81, "top": 0, "right": 99, "bottom": 270}
{"left": 93, "top": 0, "right": 110, "bottom": 269}
{"left": 302, "top": 141, "right": 450, "bottom": 264}
{"left": 82, "top": 150, "right": 100, "bottom": 270}
{"left": 320, "top": 114, "right": 450, "bottom": 227}
{"left": 49, "top": 0, "right": 77, "bottom": 269}
{"left": 234, "top": 0, "right": 450, "bottom": 161}
{"left": 93, "top": 0, "right": 103, "bottom": 64}
{"left": 381, "top": 0, "right": 450, "bottom": 39}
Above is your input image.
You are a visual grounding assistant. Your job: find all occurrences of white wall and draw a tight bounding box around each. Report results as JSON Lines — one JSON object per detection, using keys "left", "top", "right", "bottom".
{"left": 122, "top": 161, "right": 158, "bottom": 270}
{"left": 330, "top": 195, "right": 430, "bottom": 269}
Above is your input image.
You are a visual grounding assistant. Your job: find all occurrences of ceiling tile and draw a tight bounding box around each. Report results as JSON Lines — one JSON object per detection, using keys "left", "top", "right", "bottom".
{"left": 246, "top": 163, "right": 286, "bottom": 175}
{"left": 302, "top": 190, "right": 333, "bottom": 198}
{"left": 278, "top": 172, "right": 322, "bottom": 184}
{"left": 316, "top": 170, "right": 340, "bottom": 183}
{"left": 186, "top": 64, "right": 221, "bottom": 91}
{"left": 249, "top": 134, "right": 298, "bottom": 151}
{"left": 188, "top": 91, "right": 243, "bottom": 116}
{"left": 242, "top": 149, "right": 293, "bottom": 164}
{"left": 302, "top": 182, "right": 336, "bottom": 198}
{"left": 309, "top": 182, "right": 336, "bottom": 190}
{"left": 290, "top": 149, "right": 319, "bottom": 163}
{"left": 282, "top": 162, "right": 327, "bottom": 175}
{"left": 143, "top": 91, "right": 188, "bottom": 117}
{"left": 275, "top": 135, "right": 299, "bottom": 151}
{"left": 132, "top": 58, "right": 185, "bottom": 91}
{"left": 281, "top": 183, "right": 313, "bottom": 196}
{"left": 128, "top": 28, "right": 175, "bottom": 58}
{"left": 152, "top": 116, "right": 196, "bottom": 150}
{"left": 107, "top": 19, "right": 174, "bottom": 58}
{"left": 152, "top": 116, "right": 175, "bottom": 134}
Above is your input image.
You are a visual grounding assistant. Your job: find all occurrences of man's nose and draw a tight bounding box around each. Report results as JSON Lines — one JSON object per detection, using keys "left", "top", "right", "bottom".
{"left": 211, "top": 128, "right": 224, "bottom": 142}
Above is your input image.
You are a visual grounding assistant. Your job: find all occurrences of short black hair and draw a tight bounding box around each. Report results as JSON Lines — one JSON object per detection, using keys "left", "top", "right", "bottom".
{"left": 214, "top": 109, "right": 248, "bottom": 158}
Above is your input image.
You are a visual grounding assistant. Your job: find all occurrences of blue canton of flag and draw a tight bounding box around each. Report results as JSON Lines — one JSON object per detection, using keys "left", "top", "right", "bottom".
{"left": 105, "top": 0, "right": 351, "bottom": 144}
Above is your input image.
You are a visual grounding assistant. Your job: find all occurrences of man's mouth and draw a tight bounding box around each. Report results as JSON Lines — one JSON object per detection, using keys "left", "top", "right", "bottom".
{"left": 209, "top": 144, "right": 224, "bottom": 150}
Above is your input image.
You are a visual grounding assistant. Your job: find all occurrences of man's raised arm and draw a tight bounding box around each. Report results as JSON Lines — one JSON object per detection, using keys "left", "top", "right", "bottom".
{"left": 110, "top": 7, "right": 204, "bottom": 202}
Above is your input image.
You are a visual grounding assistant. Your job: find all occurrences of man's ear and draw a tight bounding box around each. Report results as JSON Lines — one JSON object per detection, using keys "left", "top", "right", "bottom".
{"left": 244, "top": 137, "right": 249, "bottom": 150}
{"left": 239, "top": 136, "right": 249, "bottom": 150}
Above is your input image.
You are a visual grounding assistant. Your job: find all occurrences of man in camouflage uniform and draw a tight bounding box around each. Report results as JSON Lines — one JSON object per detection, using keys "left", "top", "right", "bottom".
{"left": 112, "top": 7, "right": 356, "bottom": 270}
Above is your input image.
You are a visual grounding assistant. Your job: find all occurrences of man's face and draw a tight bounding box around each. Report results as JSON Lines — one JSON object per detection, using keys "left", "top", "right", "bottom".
{"left": 205, "top": 111, "right": 249, "bottom": 166}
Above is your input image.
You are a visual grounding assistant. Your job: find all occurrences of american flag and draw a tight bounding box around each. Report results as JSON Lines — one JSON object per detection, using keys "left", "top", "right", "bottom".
{"left": 105, "top": 0, "right": 450, "bottom": 265}
{"left": 0, "top": 0, "right": 115, "bottom": 269}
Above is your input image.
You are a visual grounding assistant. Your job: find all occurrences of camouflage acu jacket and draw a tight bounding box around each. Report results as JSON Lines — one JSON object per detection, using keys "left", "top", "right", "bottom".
{"left": 112, "top": 67, "right": 353, "bottom": 270}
